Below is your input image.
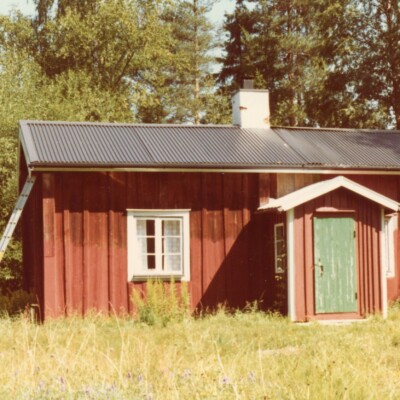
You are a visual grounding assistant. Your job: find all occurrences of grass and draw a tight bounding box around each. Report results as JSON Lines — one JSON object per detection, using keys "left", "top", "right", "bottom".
{"left": 1, "top": 307, "right": 400, "bottom": 399}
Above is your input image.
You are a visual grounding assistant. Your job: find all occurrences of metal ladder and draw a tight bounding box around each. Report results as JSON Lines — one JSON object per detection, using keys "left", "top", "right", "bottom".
{"left": 0, "top": 176, "right": 36, "bottom": 263}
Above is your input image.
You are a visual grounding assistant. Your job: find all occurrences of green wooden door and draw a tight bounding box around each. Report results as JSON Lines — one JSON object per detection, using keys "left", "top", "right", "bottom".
{"left": 313, "top": 216, "right": 357, "bottom": 313}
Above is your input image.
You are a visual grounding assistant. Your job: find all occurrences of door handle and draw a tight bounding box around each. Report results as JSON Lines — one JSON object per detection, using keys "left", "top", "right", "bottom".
{"left": 315, "top": 263, "right": 324, "bottom": 276}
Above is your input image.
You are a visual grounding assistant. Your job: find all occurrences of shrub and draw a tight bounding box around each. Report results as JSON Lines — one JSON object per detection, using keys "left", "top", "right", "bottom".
{"left": 131, "top": 278, "right": 191, "bottom": 326}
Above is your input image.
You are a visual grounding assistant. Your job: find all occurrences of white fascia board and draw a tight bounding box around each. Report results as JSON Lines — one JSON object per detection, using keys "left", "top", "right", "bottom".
{"left": 259, "top": 176, "right": 399, "bottom": 212}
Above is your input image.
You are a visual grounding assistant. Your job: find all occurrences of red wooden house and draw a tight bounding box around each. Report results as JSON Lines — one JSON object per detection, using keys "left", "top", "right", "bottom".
{"left": 18, "top": 88, "right": 400, "bottom": 321}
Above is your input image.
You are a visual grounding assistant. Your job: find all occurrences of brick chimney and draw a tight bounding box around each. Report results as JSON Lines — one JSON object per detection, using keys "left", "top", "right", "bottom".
{"left": 232, "top": 80, "right": 270, "bottom": 128}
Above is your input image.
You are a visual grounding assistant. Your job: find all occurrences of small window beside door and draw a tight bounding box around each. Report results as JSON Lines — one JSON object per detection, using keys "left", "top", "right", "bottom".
{"left": 274, "top": 223, "right": 286, "bottom": 274}
{"left": 384, "top": 214, "right": 397, "bottom": 278}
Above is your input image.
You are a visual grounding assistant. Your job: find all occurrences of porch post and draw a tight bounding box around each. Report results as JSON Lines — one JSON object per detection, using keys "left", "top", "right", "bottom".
{"left": 287, "top": 208, "right": 296, "bottom": 321}
{"left": 380, "top": 209, "right": 388, "bottom": 318}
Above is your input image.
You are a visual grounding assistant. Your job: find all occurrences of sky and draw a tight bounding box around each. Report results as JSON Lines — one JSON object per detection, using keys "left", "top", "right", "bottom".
{"left": 0, "top": 0, "right": 235, "bottom": 25}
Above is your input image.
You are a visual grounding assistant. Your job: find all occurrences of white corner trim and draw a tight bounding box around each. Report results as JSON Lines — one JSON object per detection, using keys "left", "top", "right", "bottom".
{"left": 380, "top": 209, "right": 388, "bottom": 319}
{"left": 258, "top": 176, "right": 399, "bottom": 212}
{"left": 287, "top": 209, "right": 296, "bottom": 321}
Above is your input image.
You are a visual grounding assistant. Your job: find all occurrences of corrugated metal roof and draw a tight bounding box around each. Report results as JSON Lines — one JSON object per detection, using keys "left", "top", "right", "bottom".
{"left": 274, "top": 127, "right": 400, "bottom": 169}
{"left": 19, "top": 121, "right": 400, "bottom": 170}
{"left": 19, "top": 121, "right": 304, "bottom": 169}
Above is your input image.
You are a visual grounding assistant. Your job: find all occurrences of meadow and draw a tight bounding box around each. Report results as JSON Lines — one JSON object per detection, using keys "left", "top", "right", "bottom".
{"left": 1, "top": 305, "right": 400, "bottom": 399}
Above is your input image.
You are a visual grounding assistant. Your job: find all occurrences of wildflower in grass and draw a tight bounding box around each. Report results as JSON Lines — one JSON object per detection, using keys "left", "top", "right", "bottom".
{"left": 37, "top": 380, "right": 46, "bottom": 392}
{"left": 137, "top": 374, "right": 143, "bottom": 382}
{"left": 126, "top": 372, "right": 133, "bottom": 380}
{"left": 58, "top": 376, "right": 66, "bottom": 391}
{"left": 83, "top": 386, "right": 93, "bottom": 395}
{"left": 182, "top": 368, "right": 191, "bottom": 379}
{"left": 220, "top": 376, "right": 231, "bottom": 385}
{"left": 109, "top": 382, "right": 117, "bottom": 392}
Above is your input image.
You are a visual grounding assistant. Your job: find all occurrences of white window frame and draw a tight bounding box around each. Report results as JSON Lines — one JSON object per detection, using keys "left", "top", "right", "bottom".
{"left": 383, "top": 213, "right": 397, "bottom": 278}
{"left": 274, "top": 222, "right": 286, "bottom": 274}
{"left": 127, "top": 209, "right": 190, "bottom": 281}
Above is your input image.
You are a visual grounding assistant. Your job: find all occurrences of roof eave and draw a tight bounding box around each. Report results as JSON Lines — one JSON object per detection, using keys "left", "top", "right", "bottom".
{"left": 28, "top": 164, "right": 400, "bottom": 175}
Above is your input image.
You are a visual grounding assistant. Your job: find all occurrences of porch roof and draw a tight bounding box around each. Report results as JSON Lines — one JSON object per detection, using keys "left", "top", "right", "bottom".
{"left": 258, "top": 176, "right": 400, "bottom": 212}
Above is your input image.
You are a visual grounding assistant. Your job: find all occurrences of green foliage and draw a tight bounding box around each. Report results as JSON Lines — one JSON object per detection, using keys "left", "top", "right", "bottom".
{"left": 219, "top": 0, "right": 395, "bottom": 129}
{"left": 131, "top": 278, "right": 191, "bottom": 326}
{"left": 0, "top": 289, "right": 35, "bottom": 317}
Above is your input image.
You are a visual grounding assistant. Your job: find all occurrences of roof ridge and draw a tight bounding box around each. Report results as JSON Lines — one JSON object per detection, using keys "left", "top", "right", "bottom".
{"left": 272, "top": 125, "right": 400, "bottom": 134}
{"left": 21, "top": 120, "right": 236, "bottom": 129}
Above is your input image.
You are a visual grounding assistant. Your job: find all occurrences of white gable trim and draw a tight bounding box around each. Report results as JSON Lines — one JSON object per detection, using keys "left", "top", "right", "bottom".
{"left": 259, "top": 176, "right": 399, "bottom": 212}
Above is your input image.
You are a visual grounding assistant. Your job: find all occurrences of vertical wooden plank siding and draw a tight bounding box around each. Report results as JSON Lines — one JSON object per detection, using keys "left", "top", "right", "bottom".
{"left": 223, "top": 174, "right": 244, "bottom": 308}
{"left": 63, "top": 173, "right": 84, "bottom": 316}
{"left": 83, "top": 173, "right": 109, "bottom": 314}
{"left": 201, "top": 174, "right": 226, "bottom": 307}
{"left": 294, "top": 206, "right": 306, "bottom": 320}
{"left": 32, "top": 171, "right": 270, "bottom": 317}
{"left": 25, "top": 171, "right": 400, "bottom": 319}
{"left": 187, "top": 173, "right": 203, "bottom": 309}
{"left": 22, "top": 172, "right": 44, "bottom": 314}
{"left": 108, "top": 172, "right": 128, "bottom": 314}
{"left": 42, "top": 173, "right": 65, "bottom": 318}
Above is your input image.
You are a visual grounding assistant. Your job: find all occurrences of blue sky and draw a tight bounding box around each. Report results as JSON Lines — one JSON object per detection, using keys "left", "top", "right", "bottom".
{"left": 0, "top": 0, "right": 235, "bottom": 25}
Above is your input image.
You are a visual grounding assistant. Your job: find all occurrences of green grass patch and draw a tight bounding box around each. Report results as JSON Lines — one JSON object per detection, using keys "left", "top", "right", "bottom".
{"left": 0, "top": 308, "right": 400, "bottom": 399}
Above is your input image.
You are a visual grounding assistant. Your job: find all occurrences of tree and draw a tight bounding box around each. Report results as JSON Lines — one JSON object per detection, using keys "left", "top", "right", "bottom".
{"left": 349, "top": 0, "right": 400, "bottom": 128}
{"left": 136, "top": 0, "right": 231, "bottom": 124}
{"left": 218, "top": 0, "right": 258, "bottom": 90}
{"left": 219, "top": 0, "right": 394, "bottom": 128}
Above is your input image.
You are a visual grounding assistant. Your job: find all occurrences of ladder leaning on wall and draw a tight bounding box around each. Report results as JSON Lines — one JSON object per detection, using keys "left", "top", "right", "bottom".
{"left": 0, "top": 176, "right": 36, "bottom": 263}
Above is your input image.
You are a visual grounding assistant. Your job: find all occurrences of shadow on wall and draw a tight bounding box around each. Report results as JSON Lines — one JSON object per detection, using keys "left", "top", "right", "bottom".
{"left": 196, "top": 214, "right": 288, "bottom": 314}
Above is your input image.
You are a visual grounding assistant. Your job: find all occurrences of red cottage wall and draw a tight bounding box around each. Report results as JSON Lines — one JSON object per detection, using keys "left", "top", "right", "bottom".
{"left": 23, "top": 171, "right": 280, "bottom": 318}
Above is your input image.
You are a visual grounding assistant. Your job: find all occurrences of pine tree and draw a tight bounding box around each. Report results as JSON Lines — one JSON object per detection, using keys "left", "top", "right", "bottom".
{"left": 218, "top": 0, "right": 258, "bottom": 90}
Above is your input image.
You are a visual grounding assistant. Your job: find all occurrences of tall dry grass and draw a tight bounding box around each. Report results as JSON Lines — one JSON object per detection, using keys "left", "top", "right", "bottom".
{"left": 0, "top": 306, "right": 400, "bottom": 399}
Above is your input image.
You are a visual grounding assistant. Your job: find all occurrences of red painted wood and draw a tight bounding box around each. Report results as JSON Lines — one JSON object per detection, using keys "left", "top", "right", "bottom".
{"left": 83, "top": 173, "right": 109, "bottom": 314}
{"left": 23, "top": 170, "right": 400, "bottom": 319}
{"left": 63, "top": 173, "right": 84, "bottom": 316}
{"left": 42, "top": 173, "right": 65, "bottom": 318}
{"left": 201, "top": 173, "right": 226, "bottom": 308}
{"left": 223, "top": 174, "right": 245, "bottom": 308}
{"left": 187, "top": 173, "right": 203, "bottom": 310}
{"left": 258, "top": 173, "right": 270, "bottom": 206}
{"left": 22, "top": 172, "right": 44, "bottom": 316}
{"left": 294, "top": 206, "right": 306, "bottom": 321}
{"left": 108, "top": 172, "right": 128, "bottom": 314}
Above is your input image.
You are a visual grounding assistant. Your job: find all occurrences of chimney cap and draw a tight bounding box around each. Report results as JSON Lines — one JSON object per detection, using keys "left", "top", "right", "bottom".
{"left": 243, "top": 79, "right": 254, "bottom": 89}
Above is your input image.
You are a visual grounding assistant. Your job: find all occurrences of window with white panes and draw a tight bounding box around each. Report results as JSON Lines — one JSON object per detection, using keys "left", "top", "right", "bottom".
{"left": 127, "top": 210, "right": 190, "bottom": 280}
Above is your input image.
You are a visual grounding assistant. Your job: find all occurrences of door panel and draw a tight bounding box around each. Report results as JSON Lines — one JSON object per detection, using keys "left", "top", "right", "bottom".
{"left": 313, "top": 216, "right": 357, "bottom": 313}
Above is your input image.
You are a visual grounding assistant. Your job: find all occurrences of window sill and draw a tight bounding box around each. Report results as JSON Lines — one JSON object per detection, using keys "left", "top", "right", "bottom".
{"left": 130, "top": 274, "right": 188, "bottom": 282}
